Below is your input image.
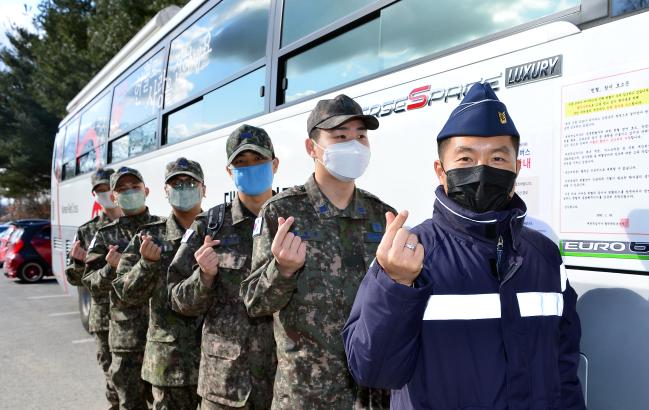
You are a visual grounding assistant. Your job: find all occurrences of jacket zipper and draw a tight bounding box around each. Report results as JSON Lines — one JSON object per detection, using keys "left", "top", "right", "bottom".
{"left": 496, "top": 235, "right": 504, "bottom": 281}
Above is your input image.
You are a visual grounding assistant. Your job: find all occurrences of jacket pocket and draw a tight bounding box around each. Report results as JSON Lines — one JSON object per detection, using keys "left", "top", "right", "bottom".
{"left": 147, "top": 324, "right": 176, "bottom": 343}
{"left": 110, "top": 306, "right": 142, "bottom": 322}
{"left": 201, "top": 333, "right": 251, "bottom": 407}
{"left": 217, "top": 253, "right": 247, "bottom": 270}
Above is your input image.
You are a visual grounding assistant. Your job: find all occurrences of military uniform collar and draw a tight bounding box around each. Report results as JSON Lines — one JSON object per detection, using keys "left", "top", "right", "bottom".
{"left": 118, "top": 207, "right": 151, "bottom": 226}
{"left": 97, "top": 212, "right": 109, "bottom": 223}
{"left": 231, "top": 194, "right": 256, "bottom": 225}
{"left": 167, "top": 213, "right": 186, "bottom": 240}
{"left": 304, "top": 174, "right": 369, "bottom": 219}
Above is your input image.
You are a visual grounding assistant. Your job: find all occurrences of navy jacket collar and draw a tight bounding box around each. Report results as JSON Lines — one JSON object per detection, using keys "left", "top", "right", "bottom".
{"left": 433, "top": 186, "right": 527, "bottom": 249}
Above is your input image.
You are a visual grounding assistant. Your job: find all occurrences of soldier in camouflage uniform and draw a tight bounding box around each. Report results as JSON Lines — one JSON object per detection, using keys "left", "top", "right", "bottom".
{"left": 241, "top": 95, "right": 394, "bottom": 409}
{"left": 168, "top": 125, "right": 278, "bottom": 410}
{"left": 112, "top": 158, "right": 206, "bottom": 410}
{"left": 65, "top": 168, "right": 121, "bottom": 410}
{"left": 82, "top": 167, "right": 162, "bottom": 410}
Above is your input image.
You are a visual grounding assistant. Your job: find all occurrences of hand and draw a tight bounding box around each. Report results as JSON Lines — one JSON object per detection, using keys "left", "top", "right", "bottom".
{"left": 139, "top": 234, "right": 161, "bottom": 262}
{"left": 195, "top": 236, "right": 220, "bottom": 286}
{"left": 376, "top": 210, "right": 424, "bottom": 286}
{"left": 70, "top": 240, "right": 87, "bottom": 262}
{"left": 106, "top": 245, "right": 122, "bottom": 269}
{"left": 271, "top": 216, "right": 306, "bottom": 278}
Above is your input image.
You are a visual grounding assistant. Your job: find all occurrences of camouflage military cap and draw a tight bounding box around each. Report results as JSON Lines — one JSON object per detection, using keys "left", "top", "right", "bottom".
{"left": 91, "top": 168, "right": 115, "bottom": 191}
{"left": 110, "top": 166, "right": 144, "bottom": 190}
{"left": 226, "top": 124, "right": 275, "bottom": 165}
{"left": 307, "top": 94, "right": 379, "bottom": 135}
{"left": 164, "top": 157, "right": 204, "bottom": 184}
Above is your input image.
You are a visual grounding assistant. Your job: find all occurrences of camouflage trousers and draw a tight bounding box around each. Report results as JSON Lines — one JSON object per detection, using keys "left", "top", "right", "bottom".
{"left": 200, "top": 371, "right": 274, "bottom": 410}
{"left": 152, "top": 385, "right": 200, "bottom": 410}
{"left": 201, "top": 398, "right": 252, "bottom": 410}
{"left": 110, "top": 351, "right": 152, "bottom": 410}
{"left": 270, "top": 382, "right": 389, "bottom": 410}
{"left": 94, "top": 331, "right": 119, "bottom": 410}
{"left": 354, "top": 387, "right": 390, "bottom": 409}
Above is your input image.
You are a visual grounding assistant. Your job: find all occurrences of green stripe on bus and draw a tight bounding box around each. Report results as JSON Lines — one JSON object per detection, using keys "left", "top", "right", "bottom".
{"left": 561, "top": 251, "right": 649, "bottom": 260}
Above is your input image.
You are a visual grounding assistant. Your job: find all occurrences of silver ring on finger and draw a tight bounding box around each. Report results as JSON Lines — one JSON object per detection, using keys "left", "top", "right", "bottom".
{"left": 404, "top": 242, "right": 417, "bottom": 251}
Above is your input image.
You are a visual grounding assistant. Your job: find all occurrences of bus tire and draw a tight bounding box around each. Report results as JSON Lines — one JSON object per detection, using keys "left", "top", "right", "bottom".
{"left": 77, "top": 287, "right": 91, "bottom": 333}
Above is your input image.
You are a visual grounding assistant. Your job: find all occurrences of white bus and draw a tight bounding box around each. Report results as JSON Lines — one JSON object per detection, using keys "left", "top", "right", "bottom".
{"left": 51, "top": 1, "right": 649, "bottom": 408}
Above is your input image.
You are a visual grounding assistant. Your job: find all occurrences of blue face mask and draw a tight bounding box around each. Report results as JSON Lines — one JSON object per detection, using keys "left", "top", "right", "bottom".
{"left": 231, "top": 162, "right": 274, "bottom": 196}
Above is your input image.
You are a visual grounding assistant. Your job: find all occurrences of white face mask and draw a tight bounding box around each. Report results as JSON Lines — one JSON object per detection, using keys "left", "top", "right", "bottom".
{"left": 95, "top": 191, "right": 117, "bottom": 209}
{"left": 315, "top": 139, "right": 371, "bottom": 182}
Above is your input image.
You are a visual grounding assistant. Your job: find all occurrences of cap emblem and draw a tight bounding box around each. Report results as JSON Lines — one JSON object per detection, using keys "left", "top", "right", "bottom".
{"left": 498, "top": 111, "right": 507, "bottom": 124}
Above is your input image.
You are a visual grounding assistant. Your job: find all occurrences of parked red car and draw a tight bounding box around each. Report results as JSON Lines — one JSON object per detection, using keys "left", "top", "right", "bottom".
{"left": 0, "top": 227, "right": 14, "bottom": 267}
{"left": 4, "top": 220, "right": 53, "bottom": 282}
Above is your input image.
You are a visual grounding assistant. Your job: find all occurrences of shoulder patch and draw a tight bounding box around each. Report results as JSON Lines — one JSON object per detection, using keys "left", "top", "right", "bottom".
{"left": 181, "top": 229, "right": 194, "bottom": 243}
{"left": 252, "top": 217, "right": 263, "bottom": 237}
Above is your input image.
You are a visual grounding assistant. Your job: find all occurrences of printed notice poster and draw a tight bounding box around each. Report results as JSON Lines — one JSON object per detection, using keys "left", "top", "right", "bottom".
{"left": 560, "top": 68, "right": 649, "bottom": 237}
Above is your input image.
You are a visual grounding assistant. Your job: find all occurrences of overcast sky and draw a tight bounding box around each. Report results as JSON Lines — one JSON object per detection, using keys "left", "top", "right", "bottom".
{"left": 0, "top": 0, "right": 39, "bottom": 50}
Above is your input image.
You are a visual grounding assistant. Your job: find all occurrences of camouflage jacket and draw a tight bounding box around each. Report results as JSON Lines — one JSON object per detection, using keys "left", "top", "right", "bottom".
{"left": 168, "top": 196, "right": 276, "bottom": 408}
{"left": 65, "top": 212, "right": 112, "bottom": 333}
{"left": 112, "top": 213, "right": 201, "bottom": 387}
{"left": 241, "top": 174, "right": 394, "bottom": 409}
{"left": 82, "top": 208, "right": 162, "bottom": 352}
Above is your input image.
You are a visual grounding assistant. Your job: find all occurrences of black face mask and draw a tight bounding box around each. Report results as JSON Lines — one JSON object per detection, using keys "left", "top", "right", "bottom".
{"left": 445, "top": 165, "right": 517, "bottom": 213}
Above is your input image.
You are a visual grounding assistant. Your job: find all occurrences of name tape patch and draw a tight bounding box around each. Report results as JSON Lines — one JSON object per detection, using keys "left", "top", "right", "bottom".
{"left": 253, "top": 217, "right": 263, "bottom": 237}
{"left": 181, "top": 229, "right": 194, "bottom": 243}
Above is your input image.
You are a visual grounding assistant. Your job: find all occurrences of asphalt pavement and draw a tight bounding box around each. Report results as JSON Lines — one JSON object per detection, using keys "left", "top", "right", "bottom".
{"left": 0, "top": 271, "right": 106, "bottom": 410}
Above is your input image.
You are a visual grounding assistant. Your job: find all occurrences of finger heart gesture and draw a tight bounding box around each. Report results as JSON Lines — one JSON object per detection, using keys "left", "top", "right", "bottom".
{"left": 271, "top": 216, "right": 306, "bottom": 278}
{"left": 106, "top": 245, "right": 122, "bottom": 269}
{"left": 140, "top": 234, "right": 161, "bottom": 262}
{"left": 194, "top": 235, "right": 220, "bottom": 277}
{"left": 375, "top": 210, "right": 424, "bottom": 286}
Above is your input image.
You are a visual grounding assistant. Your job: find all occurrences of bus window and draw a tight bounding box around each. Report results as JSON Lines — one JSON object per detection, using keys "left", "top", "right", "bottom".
{"left": 612, "top": 0, "right": 649, "bottom": 16}
{"left": 280, "top": 0, "right": 580, "bottom": 104}
{"left": 62, "top": 162, "right": 76, "bottom": 181}
{"left": 281, "top": 0, "right": 376, "bottom": 46}
{"left": 282, "top": 19, "right": 379, "bottom": 104}
{"left": 164, "top": 0, "right": 270, "bottom": 108}
{"left": 110, "top": 50, "right": 164, "bottom": 138}
{"left": 62, "top": 117, "right": 80, "bottom": 180}
{"left": 77, "top": 93, "right": 110, "bottom": 173}
{"left": 109, "top": 119, "right": 157, "bottom": 163}
{"left": 52, "top": 130, "right": 65, "bottom": 182}
{"left": 165, "top": 67, "right": 265, "bottom": 145}
{"left": 77, "top": 149, "right": 100, "bottom": 174}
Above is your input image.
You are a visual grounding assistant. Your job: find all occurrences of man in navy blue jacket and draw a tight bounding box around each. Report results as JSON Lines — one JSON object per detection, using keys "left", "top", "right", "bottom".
{"left": 342, "top": 83, "right": 585, "bottom": 410}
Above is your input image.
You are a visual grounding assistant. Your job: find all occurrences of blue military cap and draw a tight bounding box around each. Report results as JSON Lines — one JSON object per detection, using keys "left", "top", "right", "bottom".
{"left": 437, "top": 82, "right": 519, "bottom": 141}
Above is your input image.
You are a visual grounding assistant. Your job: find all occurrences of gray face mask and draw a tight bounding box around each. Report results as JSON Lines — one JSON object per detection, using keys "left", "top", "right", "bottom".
{"left": 116, "top": 189, "right": 146, "bottom": 213}
{"left": 168, "top": 187, "right": 201, "bottom": 212}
